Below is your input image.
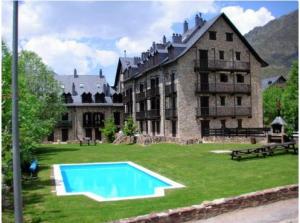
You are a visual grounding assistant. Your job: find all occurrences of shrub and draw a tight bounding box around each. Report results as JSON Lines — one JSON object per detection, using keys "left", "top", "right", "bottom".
{"left": 122, "top": 117, "right": 137, "bottom": 137}
{"left": 101, "top": 117, "right": 117, "bottom": 143}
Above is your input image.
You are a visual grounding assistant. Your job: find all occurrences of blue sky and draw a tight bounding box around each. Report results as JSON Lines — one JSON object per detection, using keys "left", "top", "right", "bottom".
{"left": 2, "top": 1, "right": 298, "bottom": 85}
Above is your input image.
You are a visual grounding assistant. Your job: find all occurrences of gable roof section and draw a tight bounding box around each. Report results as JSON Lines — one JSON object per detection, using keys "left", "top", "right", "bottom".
{"left": 261, "top": 75, "right": 287, "bottom": 90}
{"left": 165, "top": 13, "right": 268, "bottom": 67}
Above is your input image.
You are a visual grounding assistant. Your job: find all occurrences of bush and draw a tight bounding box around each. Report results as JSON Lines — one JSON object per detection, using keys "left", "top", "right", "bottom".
{"left": 122, "top": 117, "right": 137, "bottom": 137}
{"left": 101, "top": 117, "right": 117, "bottom": 143}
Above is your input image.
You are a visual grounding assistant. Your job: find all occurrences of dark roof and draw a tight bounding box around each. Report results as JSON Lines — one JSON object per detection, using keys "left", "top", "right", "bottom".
{"left": 271, "top": 116, "right": 287, "bottom": 126}
{"left": 114, "top": 12, "right": 268, "bottom": 85}
{"left": 261, "top": 75, "right": 287, "bottom": 90}
{"left": 55, "top": 74, "right": 118, "bottom": 105}
{"left": 164, "top": 13, "right": 268, "bottom": 67}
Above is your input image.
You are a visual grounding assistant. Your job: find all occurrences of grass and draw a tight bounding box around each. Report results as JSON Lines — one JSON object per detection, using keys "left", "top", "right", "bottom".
{"left": 3, "top": 143, "right": 298, "bottom": 223}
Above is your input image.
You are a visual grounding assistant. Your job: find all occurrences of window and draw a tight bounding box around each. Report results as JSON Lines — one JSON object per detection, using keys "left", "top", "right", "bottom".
{"left": 226, "top": 33, "right": 233, "bottom": 41}
{"left": 237, "top": 96, "right": 242, "bottom": 106}
{"left": 220, "top": 96, "right": 226, "bottom": 106}
{"left": 236, "top": 74, "right": 244, "bottom": 83}
{"left": 140, "top": 121, "right": 144, "bottom": 132}
{"left": 114, "top": 112, "right": 120, "bottom": 125}
{"left": 220, "top": 73, "right": 228, "bottom": 82}
{"left": 237, "top": 119, "right": 242, "bottom": 128}
{"left": 82, "top": 92, "right": 93, "bottom": 103}
{"left": 236, "top": 52, "right": 241, "bottom": 61}
{"left": 219, "top": 51, "right": 224, "bottom": 60}
{"left": 209, "top": 31, "right": 216, "bottom": 40}
{"left": 221, "top": 120, "right": 226, "bottom": 128}
{"left": 62, "top": 113, "right": 69, "bottom": 121}
{"left": 79, "top": 83, "right": 84, "bottom": 88}
{"left": 61, "top": 85, "right": 65, "bottom": 89}
{"left": 95, "top": 93, "right": 106, "bottom": 103}
{"left": 156, "top": 121, "right": 160, "bottom": 134}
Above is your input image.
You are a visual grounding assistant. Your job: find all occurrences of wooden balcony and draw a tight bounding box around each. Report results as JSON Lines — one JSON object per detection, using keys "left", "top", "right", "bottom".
{"left": 194, "top": 59, "right": 250, "bottom": 72}
{"left": 56, "top": 120, "right": 72, "bottom": 128}
{"left": 123, "top": 94, "right": 131, "bottom": 103}
{"left": 146, "top": 87, "right": 160, "bottom": 98}
{"left": 195, "top": 83, "right": 251, "bottom": 94}
{"left": 146, "top": 109, "right": 160, "bottom": 119}
{"left": 165, "top": 84, "right": 177, "bottom": 96}
{"left": 196, "top": 106, "right": 251, "bottom": 118}
{"left": 136, "top": 91, "right": 146, "bottom": 102}
{"left": 165, "top": 108, "right": 177, "bottom": 120}
{"left": 136, "top": 111, "right": 146, "bottom": 120}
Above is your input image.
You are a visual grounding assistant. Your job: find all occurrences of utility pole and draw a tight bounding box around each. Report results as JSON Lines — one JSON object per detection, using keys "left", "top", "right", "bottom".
{"left": 12, "top": 1, "right": 23, "bottom": 222}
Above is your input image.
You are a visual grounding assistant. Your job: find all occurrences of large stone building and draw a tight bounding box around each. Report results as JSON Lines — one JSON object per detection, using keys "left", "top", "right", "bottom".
{"left": 48, "top": 70, "right": 123, "bottom": 142}
{"left": 114, "top": 13, "right": 268, "bottom": 140}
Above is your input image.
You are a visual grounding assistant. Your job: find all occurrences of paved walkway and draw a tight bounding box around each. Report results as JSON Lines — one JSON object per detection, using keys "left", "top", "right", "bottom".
{"left": 188, "top": 198, "right": 298, "bottom": 223}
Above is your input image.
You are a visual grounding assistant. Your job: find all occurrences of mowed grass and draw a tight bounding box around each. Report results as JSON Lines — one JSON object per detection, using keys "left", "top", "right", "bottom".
{"left": 3, "top": 143, "right": 298, "bottom": 223}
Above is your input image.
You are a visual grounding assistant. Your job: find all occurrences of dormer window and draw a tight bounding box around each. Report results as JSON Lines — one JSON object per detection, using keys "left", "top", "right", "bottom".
{"left": 209, "top": 31, "right": 216, "bottom": 40}
{"left": 81, "top": 92, "right": 93, "bottom": 103}
{"left": 96, "top": 84, "right": 101, "bottom": 88}
{"left": 79, "top": 83, "right": 84, "bottom": 88}
{"left": 95, "top": 92, "right": 106, "bottom": 103}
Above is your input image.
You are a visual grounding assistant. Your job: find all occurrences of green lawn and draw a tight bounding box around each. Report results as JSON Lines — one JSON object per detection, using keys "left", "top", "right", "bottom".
{"left": 3, "top": 143, "right": 298, "bottom": 223}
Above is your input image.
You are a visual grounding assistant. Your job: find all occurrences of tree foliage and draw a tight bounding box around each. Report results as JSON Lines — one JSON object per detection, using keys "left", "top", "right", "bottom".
{"left": 101, "top": 117, "right": 117, "bottom": 143}
{"left": 2, "top": 42, "right": 65, "bottom": 186}
{"left": 263, "top": 86, "right": 284, "bottom": 125}
{"left": 282, "top": 61, "right": 298, "bottom": 135}
{"left": 122, "top": 117, "right": 137, "bottom": 137}
{"left": 263, "top": 61, "right": 298, "bottom": 136}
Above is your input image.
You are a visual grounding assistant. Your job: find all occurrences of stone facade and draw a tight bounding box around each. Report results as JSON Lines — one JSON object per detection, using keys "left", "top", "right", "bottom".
{"left": 114, "top": 13, "right": 267, "bottom": 141}
{"left": 111, "top": 184, "right": 298, "bottom": 223}
{"left": 47, "top": 73, "right": 124, "bottom": 142}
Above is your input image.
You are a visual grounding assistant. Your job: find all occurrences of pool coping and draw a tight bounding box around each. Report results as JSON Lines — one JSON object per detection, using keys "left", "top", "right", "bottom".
{"left": 52, "top": 161, "right": 185, "bottom": 202}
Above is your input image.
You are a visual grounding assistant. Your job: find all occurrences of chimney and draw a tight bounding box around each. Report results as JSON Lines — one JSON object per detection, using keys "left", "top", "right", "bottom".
{"left": 106, "top": 83, "right": 110, "bottom": 96}
{"left": 183, "top": 20, "right": 188, "bottom": 33}
{"left": 195, "top": 14, "right": 200, "bottom": 27}
{"left": 99, "top": 69, "right": 104, "bottom": 78}
{"left": 72, "top": 82, "right": 77, "bottom": 96}
{"left": 172, "top": 33, "right": 182, "bottom": 44}
{"left": 74, "top": 68, "right": 78, "bottom": 78}
{"left": 162, "top": 35, "right": 166, "bottom": 44}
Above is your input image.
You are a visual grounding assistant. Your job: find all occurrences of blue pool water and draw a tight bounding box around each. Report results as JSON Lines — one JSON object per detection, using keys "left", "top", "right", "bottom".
{"left": 59, "top": 163, "right": 172, "bottom": 199}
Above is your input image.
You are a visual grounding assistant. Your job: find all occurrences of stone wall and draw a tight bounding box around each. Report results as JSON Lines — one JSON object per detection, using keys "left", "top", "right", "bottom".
{"left": 203, "top": 136, "right": 267, "bottom": 144}
{"left": 111, "top": 184, "right": 298, "bottom": 223}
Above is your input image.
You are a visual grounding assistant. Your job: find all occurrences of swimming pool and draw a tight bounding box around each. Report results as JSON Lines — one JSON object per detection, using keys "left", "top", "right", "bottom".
{"left": 53, "top": 162, "right": 184, "bottom": 202}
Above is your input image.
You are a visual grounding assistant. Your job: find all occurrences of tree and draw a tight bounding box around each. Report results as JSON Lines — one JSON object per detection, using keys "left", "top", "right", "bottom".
{"left": 101, "top": 117, "right": 117, "bottom": 143}
{"left": 2, "top": 42, "right": 65, "bottom": 187}
{"left": 122, "top": 117, "right": 137, "bottom": 136}
{"left": 263, "top": 86, "right": 284, "bottom": 126}
{"left": 282, "top": 61, "right": 298, "bottom": 136}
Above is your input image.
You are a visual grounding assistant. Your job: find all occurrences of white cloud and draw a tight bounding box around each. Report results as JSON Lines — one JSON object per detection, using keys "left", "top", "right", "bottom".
{"left": 115, "top": 1, "right": 217, "bottom": 55}
{"left": 221, "top": 6, "right": 275, "bottom": 35}
{"left": 23, "top": 36, "right": 119, "bottom": 75}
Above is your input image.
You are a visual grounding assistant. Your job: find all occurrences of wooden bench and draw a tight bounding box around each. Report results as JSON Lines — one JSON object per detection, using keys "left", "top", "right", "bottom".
{"left": 231, "top": 142, "right": 297, "bottom": 161}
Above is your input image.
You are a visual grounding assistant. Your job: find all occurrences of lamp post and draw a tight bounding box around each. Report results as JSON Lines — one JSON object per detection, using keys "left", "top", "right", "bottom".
{"left": 12, "top": 1, "right": 23, "bottom": 222}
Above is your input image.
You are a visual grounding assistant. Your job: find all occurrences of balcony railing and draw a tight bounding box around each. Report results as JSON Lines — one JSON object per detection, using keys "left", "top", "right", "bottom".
{"left": 146, "top": 109, "right": 160, "bottom": 119}
{"left": 194, "top": 59, "right": 250, "bottom": 71}
{"left": 146, "top": 87, "right": 160, "bottom": 98}
{"left": 195, "top": 83, "right": 251, "bottom": 94}
{"left": 203, "top": 128, "right": 270, "bottom": 137}
{"left": 123, "top": 94, "right": 131, "bottom": 103}
{"left": 136, "top": 91, "right": 146, "bottom": 102}
{"left": 165, "top": 84, "right": 177, "bottom": 96}
{"left": 165, "top": 108, "right": 177, "bottom": 120}
{"left": 56, "top": 120, "right": 72, "bottom": 128}
{"left": 196, "top": 106, "right": 251, "bottom": 117}
{"left": 136, "top": 111, "right": 146, "bottom": 120}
